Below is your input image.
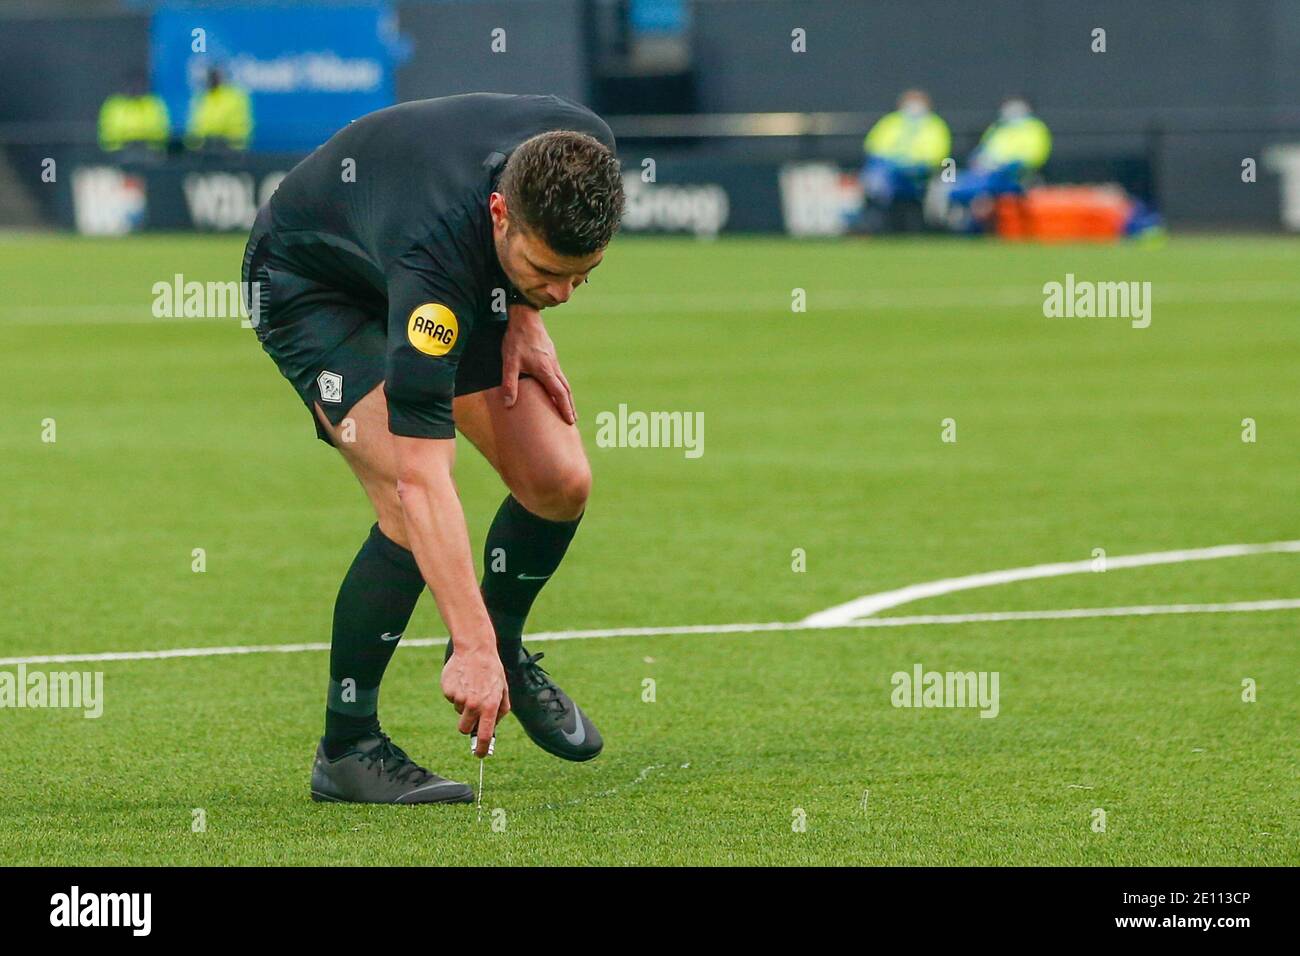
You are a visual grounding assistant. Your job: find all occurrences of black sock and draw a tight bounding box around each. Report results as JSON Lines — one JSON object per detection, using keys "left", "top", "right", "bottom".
{"left": 323, "top": 523, "right": 425, "bottom": 757}
{"left": 476, "top": 495, "right": 582, "bottom": 662}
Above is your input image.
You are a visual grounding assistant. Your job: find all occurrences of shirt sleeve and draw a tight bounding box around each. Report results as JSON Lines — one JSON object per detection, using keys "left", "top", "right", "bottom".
{"left": 383, "top": 252, "right": 477, "bottom": 440}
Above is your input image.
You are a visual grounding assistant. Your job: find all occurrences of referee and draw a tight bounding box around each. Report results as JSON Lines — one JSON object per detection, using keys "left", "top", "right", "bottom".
{"left": 241, "top": 93, "right": 623, "bottom": 803}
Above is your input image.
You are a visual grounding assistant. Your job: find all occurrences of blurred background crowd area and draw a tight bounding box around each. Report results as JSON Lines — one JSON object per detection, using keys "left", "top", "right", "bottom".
{"left": 2, "top": 0, "right": 1298, "bottom": 238}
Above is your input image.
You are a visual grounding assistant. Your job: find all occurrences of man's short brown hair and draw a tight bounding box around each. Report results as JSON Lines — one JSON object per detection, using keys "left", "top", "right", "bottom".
{"left": 498, "top": 130, "right": 624, "bottom": 256}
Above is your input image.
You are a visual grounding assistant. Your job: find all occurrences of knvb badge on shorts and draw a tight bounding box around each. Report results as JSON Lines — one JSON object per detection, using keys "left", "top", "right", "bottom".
{"left": 317, "top": 370, "right": 344, "bottom": 404}
{"left": 407, "top": 303, "right": 459, "bottom": 356}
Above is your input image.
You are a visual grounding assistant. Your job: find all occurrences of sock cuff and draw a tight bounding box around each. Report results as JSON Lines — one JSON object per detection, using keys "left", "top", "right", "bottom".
{"left": 366, "top": 523, "right": 423, "bottom": 578}
{"left": 504, "top": 494, "right": 584, "bottom": 531}
{"left": 326, "top": 678, "right": 380, "bottom": 717}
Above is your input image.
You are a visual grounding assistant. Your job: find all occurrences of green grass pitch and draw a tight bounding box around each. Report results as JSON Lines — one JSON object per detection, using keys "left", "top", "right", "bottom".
{"left": 1, "top": 232, "right": 1296, "bottom": 865}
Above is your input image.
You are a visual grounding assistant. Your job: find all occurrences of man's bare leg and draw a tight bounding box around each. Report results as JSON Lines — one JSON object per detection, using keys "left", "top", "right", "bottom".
{"left": 452, "top": 377, "right": 591, "bottom": 521}
{"left": 314, "top": 376, "right": 589, "bottom": 541}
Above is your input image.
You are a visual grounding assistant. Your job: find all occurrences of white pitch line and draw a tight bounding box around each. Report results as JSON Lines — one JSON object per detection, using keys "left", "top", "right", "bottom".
{"left": 0, "top": 640, "right": 338, "bottom": 666}
{"left": 800, "top": 540, "right": 1300, "bottom": 628}
{"left": 1, "top": 598, "right": 1296, "bottom": 667}
{"left": 2, "top": 540, "right": 1295, "bottom": 666}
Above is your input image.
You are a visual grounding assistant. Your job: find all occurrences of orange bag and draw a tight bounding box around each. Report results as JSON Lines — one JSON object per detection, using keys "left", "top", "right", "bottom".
{"left": 995, "top": 185, "right": 1133, "bottom": 241}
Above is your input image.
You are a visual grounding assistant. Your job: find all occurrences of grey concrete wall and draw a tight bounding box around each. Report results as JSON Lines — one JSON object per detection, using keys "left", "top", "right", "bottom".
{"left": 690, "top": 0, "right": 1297, "bottom": 115}
{"left": 397, "top": 0, "right": 591, "bottom": 104}
{"left": 0, "top": 12, "right": 150, "bottom": 124}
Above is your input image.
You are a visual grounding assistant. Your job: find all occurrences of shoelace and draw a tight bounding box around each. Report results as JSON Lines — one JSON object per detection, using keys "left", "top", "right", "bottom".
{"left": 361, "top": 734, "right": 433, "bottom": 785}
{"left": 515, "top": 651, "right": 569, "bottom": 716}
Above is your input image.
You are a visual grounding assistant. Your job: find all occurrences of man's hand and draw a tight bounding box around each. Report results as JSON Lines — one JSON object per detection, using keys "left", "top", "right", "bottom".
{"left": 502, "top": 303, "right": 576, "bottom": 424}
{"left": 441, "top": 644, "right": 510, "bottom": 758}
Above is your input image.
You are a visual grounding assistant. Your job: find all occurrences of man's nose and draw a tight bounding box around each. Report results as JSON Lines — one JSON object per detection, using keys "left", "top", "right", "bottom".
{"left": 547, "top": 282, "right": 573, "bottom": 304}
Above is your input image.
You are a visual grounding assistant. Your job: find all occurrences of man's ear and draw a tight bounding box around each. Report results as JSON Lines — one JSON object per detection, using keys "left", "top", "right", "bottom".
{"left": 489, "top": 192, "right": 509, "bottom": 232}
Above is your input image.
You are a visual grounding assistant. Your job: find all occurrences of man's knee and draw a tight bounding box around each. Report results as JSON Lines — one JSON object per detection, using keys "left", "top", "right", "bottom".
{"left": 516, "top": 456, "right": 591, "bottom": 522}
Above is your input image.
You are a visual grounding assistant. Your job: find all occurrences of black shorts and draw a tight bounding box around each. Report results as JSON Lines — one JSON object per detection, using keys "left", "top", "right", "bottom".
{"left": 241, "top": 208, "right": 505, "bottom": 445}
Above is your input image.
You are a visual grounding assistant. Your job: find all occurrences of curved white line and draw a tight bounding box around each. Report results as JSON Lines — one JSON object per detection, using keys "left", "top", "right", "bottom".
{"left": 846, "top": 598, "right": 1300, "bottom": 628}
{"left": 2, "top": 542, "right": 1296, "bottom": 667}
{"left": 800, "top": 540, "right": 1300, "bottom": 628}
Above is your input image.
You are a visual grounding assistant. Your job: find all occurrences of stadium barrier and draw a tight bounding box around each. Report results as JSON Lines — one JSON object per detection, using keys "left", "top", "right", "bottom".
{"left": 6, "top": 141, "right": 1154, "bottom": 239}
{"left": 3, "top": 109, "right": 1298, "bottom": 235}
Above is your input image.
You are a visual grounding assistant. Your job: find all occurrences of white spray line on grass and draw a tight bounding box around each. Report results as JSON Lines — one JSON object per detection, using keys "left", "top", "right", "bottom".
{"left": 1, "top": 541, "right": 1297, "bottom": 667}
{"left": 536, "top": 762, "right": 685, "bottom": 810}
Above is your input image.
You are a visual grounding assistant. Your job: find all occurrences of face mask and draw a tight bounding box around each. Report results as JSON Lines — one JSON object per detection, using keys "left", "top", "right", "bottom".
{"left": 1000, "top": 101, "right": 1029, "bottom": 122}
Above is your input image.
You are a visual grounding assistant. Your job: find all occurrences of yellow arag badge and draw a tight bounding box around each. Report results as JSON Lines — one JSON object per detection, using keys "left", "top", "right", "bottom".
{"left": 407, "top": 304, "right": 459, "bottom": 356}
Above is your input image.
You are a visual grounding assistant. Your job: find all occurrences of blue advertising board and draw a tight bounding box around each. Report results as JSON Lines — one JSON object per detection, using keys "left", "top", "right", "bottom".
{"left": 150, "top": 5, "right": 407, "bottom": 151}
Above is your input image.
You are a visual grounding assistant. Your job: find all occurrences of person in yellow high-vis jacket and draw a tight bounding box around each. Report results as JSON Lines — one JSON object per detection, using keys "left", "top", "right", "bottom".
{"left": 186, "top": 67, "right": 254, "bottom": 151}
{"left": 970, "top": 97, "right": 1052, "bottom": 176}
{"left": 98, "top": 75, "right": 171, "bottom": 152}
{"left": 948, "top": 98, "right": 1052, "bottom": 228}
{"left": 858, "top": 90, "right": 951, "bottom": 231}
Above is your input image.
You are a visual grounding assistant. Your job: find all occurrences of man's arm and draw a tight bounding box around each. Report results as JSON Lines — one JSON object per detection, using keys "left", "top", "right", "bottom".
{"left": 392, "top": 434, "right": 509, "bottom": 757}
{"left": 381, "top": 256, "right": 513, "bottom": 756}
